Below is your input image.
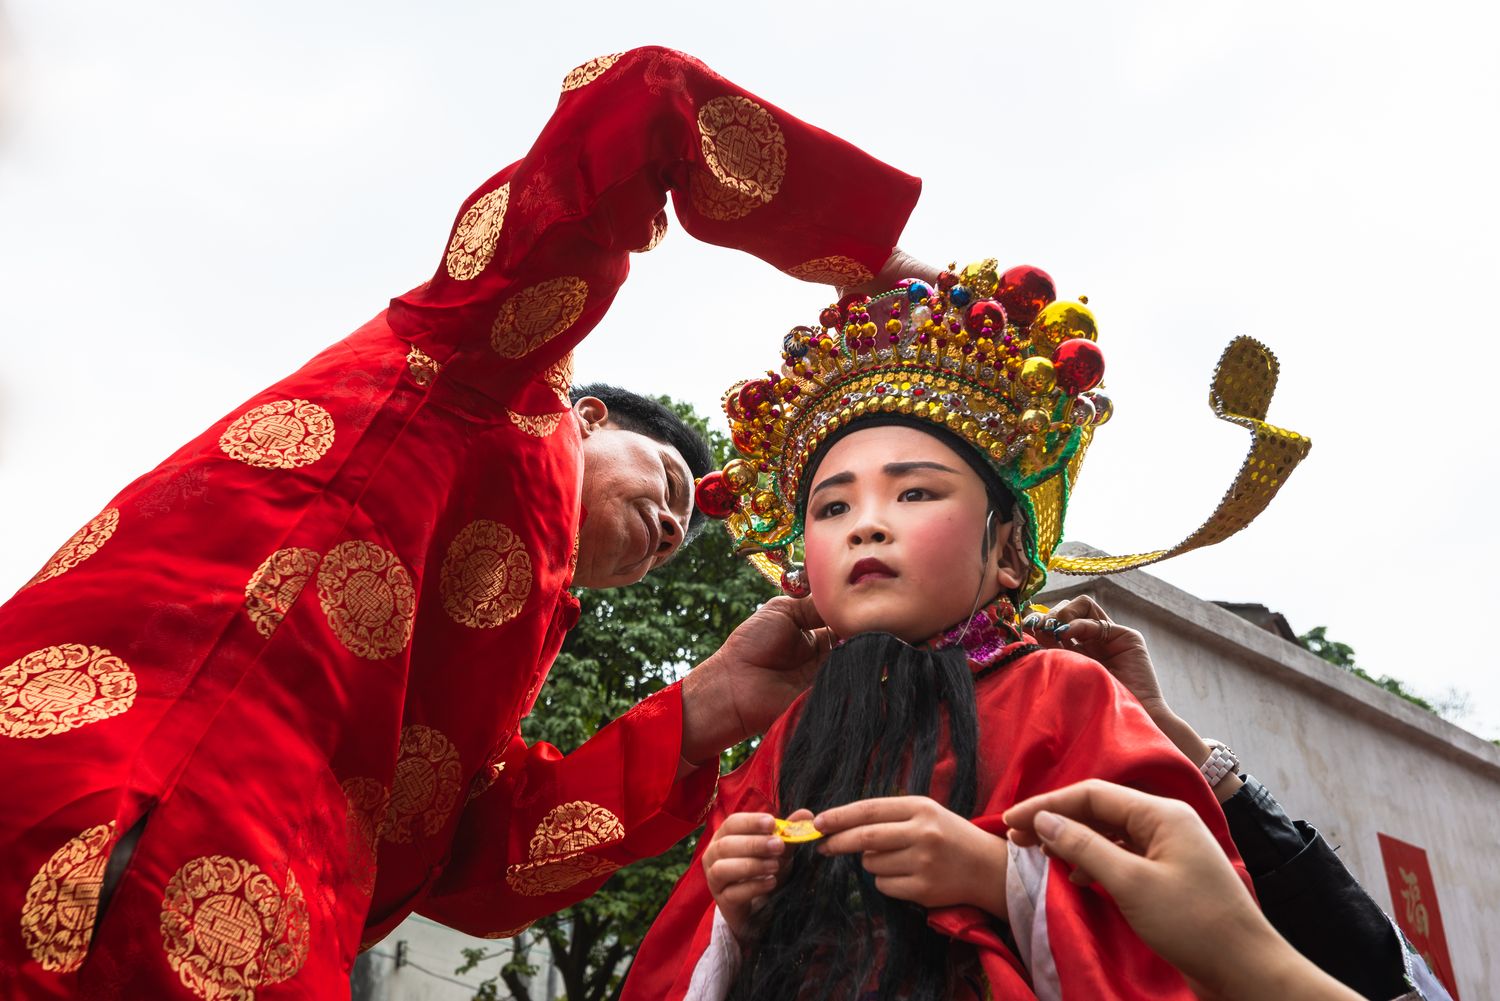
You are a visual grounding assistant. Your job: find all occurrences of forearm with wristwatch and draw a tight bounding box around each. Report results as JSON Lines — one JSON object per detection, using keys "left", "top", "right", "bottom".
{"left": 1146, "top": 707, "right": 1451, "bottom": 1001}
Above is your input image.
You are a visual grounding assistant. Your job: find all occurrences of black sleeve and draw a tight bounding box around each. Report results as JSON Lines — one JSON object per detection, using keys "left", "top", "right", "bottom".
{"left": 1222, "top": 776, "right": 1412, "bottom": 1001}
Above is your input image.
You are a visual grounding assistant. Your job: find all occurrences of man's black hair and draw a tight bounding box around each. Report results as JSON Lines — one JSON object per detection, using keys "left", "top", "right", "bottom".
{"left": 569, "top": 382, "right": 715, "bottom": 543}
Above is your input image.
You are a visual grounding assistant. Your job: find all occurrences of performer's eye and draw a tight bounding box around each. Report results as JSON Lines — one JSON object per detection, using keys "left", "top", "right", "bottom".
{"left": 899, "top": 487, "right": 933, "bottom": 502}
{"left": 814, "top": 500, "right": 848, "bottom": 519}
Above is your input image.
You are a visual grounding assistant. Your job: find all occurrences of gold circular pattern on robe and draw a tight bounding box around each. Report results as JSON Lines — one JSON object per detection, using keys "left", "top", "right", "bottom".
{"left": 341, "top": 777, "right": 388, "bottom": 896}
{"left": 688, "top": 169, "right": 762, "bottom": 222}
{"left": 316, "top": 541, "right": 416, "bottom": 660}
{"left": 21, "top": 820, "right": 117, "bottom": 972}
{"left": 25, "top": 508, "right": 120, "bottom": 589}
{"left": 441, "top": 519, "right": 533, "bottom": 628}
{"left": 160, "top": 855, "right": 310, "bottom": 1001}
{"left": 444, "top": 182, "right": 511, "bottom": 282}
{"left": 560, "top": 52, "right": 624, "bottom": 92}
{"left": 505, "top": 801, "right": 626, "bottom": 896}
{"left": 786, "top": 255, "right": 874, "bottom": 287}
{"left": 483, "top": 920, "right": 535, "bottom": 940}
{"left": 507, "top": 410, "right": 565, "bottom": 438}
{"left": 490, "top": 277, "right": 589, "bottom": 359}
{"left": 382, "top": 725, "right": 463, "bottom": 845}
{"left": 244, "top": 547, "right": 322, "bottom": 638}
{"left": 505, "top": 852, "right": 620, "bottom": 897}
{"left": 633, "top": 212, "right": 669, "bottom": 253}
{"left": 467, "top": 748, "right": 507, "bottom": 803}
{"left": 219, "top": 399, "right": 336, "bottom": 470}
{"left": 527, "top": 801, "right": 625, "bottom": 858}
{"left": 696, "top": 96, "right": 787, "bottom": 204}
{"left": 541, "top": 351, "right": 575, "bottom": 408}
{"left": 1, "top": 644, "right": 137, "bottom": 740}
{"left": 405, "top": 345, "right": 442, "bottom": 388}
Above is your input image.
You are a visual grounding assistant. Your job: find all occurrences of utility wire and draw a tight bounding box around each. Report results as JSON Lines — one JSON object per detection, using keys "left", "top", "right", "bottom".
{"left": 365, "top": 950, "right": 487, "bottom": 993}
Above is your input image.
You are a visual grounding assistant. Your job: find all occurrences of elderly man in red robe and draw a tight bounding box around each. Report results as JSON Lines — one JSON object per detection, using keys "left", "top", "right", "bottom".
{"left": 0, "top": 47, "right": 923, "bottom": 998}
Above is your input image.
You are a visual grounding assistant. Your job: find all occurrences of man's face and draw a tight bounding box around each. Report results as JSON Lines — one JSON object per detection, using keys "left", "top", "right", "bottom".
{"left": 573, "top": 402, "right": 695, "bottom": 589}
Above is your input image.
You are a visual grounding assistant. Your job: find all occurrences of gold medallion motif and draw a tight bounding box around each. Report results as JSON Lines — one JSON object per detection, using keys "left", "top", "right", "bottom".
{"left": 1, "top": 644, "right": 136, "bottom": 740}
{"left": 560, "top": 52, "right": 624, "bottom": 92}
{"left": 244, "top": 548, "right": 321, "bottom": 638}
{"left": 507, "top": 411, "right": 565, "bottom": 438}
{"left": 633, "top": 213, "right": 669, "bottom": 253}
{"left": 541, "top": 351, "right": 575, "bottom": 407}
{"left": 21, "top": 821, "right": 117, "bottom": 972}
{"left": 316, "top": 541, "right": 416, "bottom": 660}
{"left": 341, "top": 778, "right": 388, "bottom": 895}
{"left": 382, "top": 725, "right": 463, "bottom": 845}
{"left": 25, "top": 508, "right": 120, "bottom": 589}
{"left": 688, "top": 168, "right": 762, "bottom": 222}
{"left": 445, "top": 183, "right": 511, "bottom": 282}
{"left": 786, "top": 255, "right": 874, "bottom": 287}
{"left": 483, "top": 920, "right": 534, "bottom": 940}
{"left": 219, "top": 399, "right": 336, "bottom": 470}
{"left": 490, "top": 277, "right": 590, "bottom": 359}
{"left": 467, "top": 749, "right": 506, "bottom": 803}
{"left": 441, "top": 520, "right": 533, "bottom": 628}
{"left": 160, "top": 855, "right": 310, "bottom": 1001}
{"left": 406, "top": 345, "right": 442, "bottom": 388}
{"left": 697, "top": 96, "right": 787, "bottom": 204}
{"left": 505, "top": 801, "right": 625, "bottom": 897}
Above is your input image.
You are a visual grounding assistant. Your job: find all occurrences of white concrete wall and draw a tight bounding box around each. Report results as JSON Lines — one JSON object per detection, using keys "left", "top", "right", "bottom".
{"left": 1038, "top": 551, "right": 1500, "bottom": 1000}
{"left": 355, "top": 914, "right": 551, "bottom": 1001}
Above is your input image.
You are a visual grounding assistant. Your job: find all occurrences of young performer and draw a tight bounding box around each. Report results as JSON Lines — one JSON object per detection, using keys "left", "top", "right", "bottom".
{"left": 622, "top": 261, "right": 1312, "bottom": 999}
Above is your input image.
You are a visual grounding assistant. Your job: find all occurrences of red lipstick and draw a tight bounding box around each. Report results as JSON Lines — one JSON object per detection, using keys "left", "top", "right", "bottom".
{"left": 848, "top": 557, "right": 896, "bottom": 585}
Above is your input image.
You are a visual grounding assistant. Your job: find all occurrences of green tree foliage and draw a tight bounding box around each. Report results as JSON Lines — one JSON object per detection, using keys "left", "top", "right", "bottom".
{"left": 456, "top": 401, "right": 768, "bottom": 1001}
{"left": 1296, "top": 625, "right": 1436, "bottom": 712}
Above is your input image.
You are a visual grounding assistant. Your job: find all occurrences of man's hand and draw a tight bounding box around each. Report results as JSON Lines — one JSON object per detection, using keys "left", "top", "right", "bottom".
{"left": 702, "top": 810, "right": 805, "bottom": 942}
{"left": 1003, "top": 781, "right": 1360, "bottom": 1001}
{"left": 812, "top": 796, "right": 1008, "bottom": 920}
{"left": 838, "top": 247, "right": 942, "bottom": 298}
{"left": 679, "top": 597, "right": 834, "bottom": 770}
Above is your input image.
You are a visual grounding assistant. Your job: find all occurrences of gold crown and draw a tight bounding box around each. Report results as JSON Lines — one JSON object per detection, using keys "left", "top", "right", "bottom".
{"left": 696, "top": 260, "right": 1311, "bottom": 600}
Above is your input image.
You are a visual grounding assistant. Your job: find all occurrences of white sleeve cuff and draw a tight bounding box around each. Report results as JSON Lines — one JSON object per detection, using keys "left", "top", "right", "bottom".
{"left": 684, "top": 906, "right": 742, "bottom": 1001}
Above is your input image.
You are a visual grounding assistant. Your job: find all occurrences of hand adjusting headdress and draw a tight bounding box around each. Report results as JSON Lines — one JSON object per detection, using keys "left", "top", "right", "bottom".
{"left": 695, "top": 260, "right": 1311, "bottom": 601}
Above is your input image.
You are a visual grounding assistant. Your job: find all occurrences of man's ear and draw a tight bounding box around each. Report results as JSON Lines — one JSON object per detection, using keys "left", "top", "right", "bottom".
{"left": 573, "top": 396, "right": 609, "bottom": 437}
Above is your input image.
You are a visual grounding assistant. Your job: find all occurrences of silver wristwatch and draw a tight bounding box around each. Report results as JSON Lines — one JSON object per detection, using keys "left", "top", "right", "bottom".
{"left": 1200, "top": 739, "right": 1240, "bottom": 787}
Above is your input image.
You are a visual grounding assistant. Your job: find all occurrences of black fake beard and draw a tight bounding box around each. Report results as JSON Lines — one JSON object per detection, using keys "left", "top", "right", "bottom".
{"left": 726, "top": 632, "right": 981, "bottom": 1001}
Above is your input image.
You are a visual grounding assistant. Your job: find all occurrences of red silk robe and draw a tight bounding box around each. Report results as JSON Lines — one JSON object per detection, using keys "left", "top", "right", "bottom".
{"left": 0, "top": 47, "right": 919, "bottom": 999}
{"left": 623, "top": 644, "right": 1252, "bottom": 1001}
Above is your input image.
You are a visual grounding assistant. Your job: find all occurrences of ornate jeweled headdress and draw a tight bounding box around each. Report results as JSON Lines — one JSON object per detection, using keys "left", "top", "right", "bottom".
{"left": 695, "top": 260, "right": 1311, "bottom": 601}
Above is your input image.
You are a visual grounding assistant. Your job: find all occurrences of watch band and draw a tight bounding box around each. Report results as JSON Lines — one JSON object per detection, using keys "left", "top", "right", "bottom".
{"left": 1200, "top": 739, "right": 1240, "bottom": 787}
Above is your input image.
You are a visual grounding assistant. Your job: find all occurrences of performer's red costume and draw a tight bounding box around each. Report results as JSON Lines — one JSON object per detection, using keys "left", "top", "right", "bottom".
{"left": 624, "top": 627, "right": 1252, "bottom": 1000}
{"left": 0, "top": 48, "right": 919, "bottom": 998}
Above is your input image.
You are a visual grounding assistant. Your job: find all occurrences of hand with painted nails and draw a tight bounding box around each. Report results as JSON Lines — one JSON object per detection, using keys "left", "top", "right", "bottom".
{"left": 1025, "top": 596, "right": 1244, "bottom": 801}
{"left": 1003, "top": 780, "right": 1361, "bottom": 1001}
{"left": 812, "top": 795, "right": 1009, "bottom": 919}
{"left": 1025, "top": 595, "right": 1165, "bottom": 715}
{"left": 702, "top": 810, "right": 805, "bottom": 941}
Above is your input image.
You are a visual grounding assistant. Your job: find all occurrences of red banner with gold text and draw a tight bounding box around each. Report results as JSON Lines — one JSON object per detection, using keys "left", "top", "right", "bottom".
{"left": 1377, "top": 833, "right": 1460, "bottom": 998}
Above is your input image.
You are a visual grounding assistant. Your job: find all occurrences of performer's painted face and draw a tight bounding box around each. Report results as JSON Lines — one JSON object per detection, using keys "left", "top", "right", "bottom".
{"left": 573, "top": 400, "right": 694, "bottom": 589}
{"left": 802, "top": 424, "right": 1026, "bottom": 642}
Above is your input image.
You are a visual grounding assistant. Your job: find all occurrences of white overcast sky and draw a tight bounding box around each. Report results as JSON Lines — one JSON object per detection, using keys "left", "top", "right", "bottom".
{"left": 1, "top": 1, "right": 1497, "bottom": 738}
